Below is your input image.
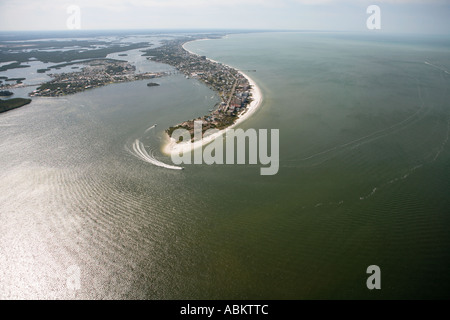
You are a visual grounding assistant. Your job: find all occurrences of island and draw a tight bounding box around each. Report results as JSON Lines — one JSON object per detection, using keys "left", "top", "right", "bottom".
{"left": 29, "top": 59, "right": 167, "bottom": 97}
{"left": 0, "top": 62, "right": 30, "bottom": 72}
{"left": 0, "top": 90, "right": 14, "bottom": 97}
{"left": 144, "top": 38, "right": 255, "bottom": 140}
{"left": 0, "top": 78, "right": 26, "bottom": 87}
{"left": 0, "top": 98, "right": 32, "bottom": 113}
{"left": 0, "top": 39, "right": 150, "bottom": 66}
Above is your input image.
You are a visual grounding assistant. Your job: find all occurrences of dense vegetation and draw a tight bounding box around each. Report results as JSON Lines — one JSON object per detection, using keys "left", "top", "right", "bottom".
{"left": 0, "top": 62, "right": 30, "bottom": 72}
{"left": 0, "top": 42, "right": 150, "bottom": 68}
{"left": 0, "top": 98, "right": 32, "bottom": 113}
{"left": 0, "top": 90, "right": 14, "bottom": 97}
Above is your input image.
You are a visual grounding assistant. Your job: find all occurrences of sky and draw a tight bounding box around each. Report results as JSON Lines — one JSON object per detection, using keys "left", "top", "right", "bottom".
{"left": 0, "top": 0, "right": 449, "bottom": 34}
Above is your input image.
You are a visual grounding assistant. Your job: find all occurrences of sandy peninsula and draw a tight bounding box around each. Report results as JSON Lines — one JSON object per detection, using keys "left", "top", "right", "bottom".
{"left": 162, "top": 39, "right": 263, "bottom": 155}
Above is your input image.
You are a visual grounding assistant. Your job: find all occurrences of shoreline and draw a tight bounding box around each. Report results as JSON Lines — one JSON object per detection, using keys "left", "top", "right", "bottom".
{"left": 162, "top": 38, "right": 263, "bottom": 155}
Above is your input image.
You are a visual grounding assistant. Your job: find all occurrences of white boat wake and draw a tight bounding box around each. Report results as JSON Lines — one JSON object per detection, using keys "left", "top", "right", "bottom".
{"left": 127, "top": 124, "right": 184, "bottom": 171}
{"left": 425, "top": 61, "right": 450, "bottom": 75}
{"left": 144, "top": 124, "right": 157, "bottom": 134}
{"left": 132, "top": 139, "right": 184, "bottom": 170}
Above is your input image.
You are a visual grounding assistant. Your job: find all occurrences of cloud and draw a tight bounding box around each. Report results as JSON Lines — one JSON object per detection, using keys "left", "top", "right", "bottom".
{"left": 23, "top": 0, "right": 280, "bottom": 9}
{"left": 1, "top": 0, "right": 449, "bottom": 31}
{"left": 1, "top": 0, "right": 448, "bottom": 12}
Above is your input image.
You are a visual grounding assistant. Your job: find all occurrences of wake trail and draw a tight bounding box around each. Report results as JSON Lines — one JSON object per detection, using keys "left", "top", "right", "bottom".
{"left": 425, "top": 61, "right": 450, "bottom": 75}
{"left": 144, "top": 124, "right": 157, "bottom": 134}
{"left": 433, "top": 117, "right": 450, "bottom": 161}
{"left": 300, "top": 102, "right": 425, "bottom": 161}
{"left": 132, "top": 139, "right": 183, "bottom": 170}
{"left": 127, "top": 124, "right": 184, "bottom": 171}
{"left": 298, "top": 81, "right": 428, "bottom": 163}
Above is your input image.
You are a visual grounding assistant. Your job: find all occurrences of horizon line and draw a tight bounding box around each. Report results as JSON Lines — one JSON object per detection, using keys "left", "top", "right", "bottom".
{"left": 1, "top": 29, "right": 448, "bottom": 37}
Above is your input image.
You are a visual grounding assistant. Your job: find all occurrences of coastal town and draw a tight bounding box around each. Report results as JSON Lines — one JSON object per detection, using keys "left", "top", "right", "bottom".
{"left": 144, "top": 39, "right": 254, "bottom": 140}
{"left": 1, "top": 37, "right": 255, "bottom": 129}
{"left": 29, "top": 59, "right": 166, "bottom": 97}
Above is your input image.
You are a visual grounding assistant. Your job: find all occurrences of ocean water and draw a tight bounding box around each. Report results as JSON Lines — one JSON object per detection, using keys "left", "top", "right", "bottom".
{"left": 1, "top": 32, "right": 449, "bottom": 299}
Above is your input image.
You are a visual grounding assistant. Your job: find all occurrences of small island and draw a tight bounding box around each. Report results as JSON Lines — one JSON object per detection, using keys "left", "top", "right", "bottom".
{"left": 2, "top": 78, "right": 25, "bottom": 85}
{"left": 147, "top": 82, "right": 160, "bottom": 87}
{"left": 0, "top": 98, "right": 32, "bottom": 113}
{"left": 0, "top": 90, "right": 14, "bottom": 97}
{"left": 0, "top": 62, "right": 30, "bottom": 72}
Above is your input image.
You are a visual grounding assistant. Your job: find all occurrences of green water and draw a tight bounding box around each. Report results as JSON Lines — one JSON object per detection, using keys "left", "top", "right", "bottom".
{"left": 1, "top": 32, "right": 449, "bottom": 299}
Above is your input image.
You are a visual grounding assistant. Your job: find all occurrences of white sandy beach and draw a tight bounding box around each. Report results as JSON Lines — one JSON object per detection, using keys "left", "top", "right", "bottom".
{"left": 162, "top": 39, "right": 263, "bottom": 155}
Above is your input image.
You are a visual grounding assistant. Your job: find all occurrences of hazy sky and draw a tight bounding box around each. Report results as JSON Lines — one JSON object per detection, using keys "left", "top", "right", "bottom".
{"left": 1, "top": 0, "right": 449, "bottom": 34}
